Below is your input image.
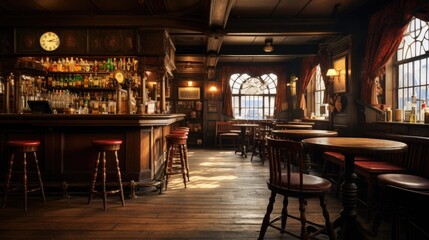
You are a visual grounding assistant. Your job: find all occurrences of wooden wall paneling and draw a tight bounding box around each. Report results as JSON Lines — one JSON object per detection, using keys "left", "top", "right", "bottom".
{"left": 152, "top": 126, "right": 164, "bottom": 178}
{"left": 16, "top": 29, "right": 39, "bottom": 53}
{"left": 88, "top": 28, "right": 137, "bottom": 54}
{"left": 0, "top": 29, "right": 14, "bottom": 55}
{"left": 57, "top": 29, "right": 87, "bottom": 54}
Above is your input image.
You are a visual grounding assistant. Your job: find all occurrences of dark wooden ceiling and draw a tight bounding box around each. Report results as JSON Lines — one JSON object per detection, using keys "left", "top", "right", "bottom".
{"left": 0, "top": 0, "right": 390, "bottom": 74}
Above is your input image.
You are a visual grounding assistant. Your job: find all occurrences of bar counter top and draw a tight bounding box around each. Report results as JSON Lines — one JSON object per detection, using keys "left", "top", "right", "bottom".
{"left": 0, "top": 113, "right": 185, "bottom": 127}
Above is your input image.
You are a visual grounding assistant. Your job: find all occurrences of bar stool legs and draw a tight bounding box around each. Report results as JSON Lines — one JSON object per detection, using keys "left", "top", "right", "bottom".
{"left": 88, "top": 139, "right": 125, "bottom": 211}
{"left": 165, "top": 134, "right": 188, "bottom": 191}
{"left": 2, "top": 140, "right": 46, "bottom": 212}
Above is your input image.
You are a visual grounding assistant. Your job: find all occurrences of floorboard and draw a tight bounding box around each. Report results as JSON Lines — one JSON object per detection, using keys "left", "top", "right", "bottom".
{"left": 0, "top": 148, "right": 392, "bottom": 239}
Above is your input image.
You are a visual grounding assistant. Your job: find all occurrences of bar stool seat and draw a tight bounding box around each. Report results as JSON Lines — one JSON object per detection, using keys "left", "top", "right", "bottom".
{"left": 165, "top": 134, "right": 188, "bottom": 190}
{"left": 2, "top": 140, "right": 46, "bottom": 212}
{"left": 372, "top": 174, "right": 429, "bottom": 237}
{"left": 88, "top": 139, "right": 125, "bottom": 211}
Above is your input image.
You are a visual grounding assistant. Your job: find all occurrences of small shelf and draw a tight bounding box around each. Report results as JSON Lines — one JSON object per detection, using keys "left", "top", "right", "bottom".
{"left": 46, "top": 87, "right": 115, "bottom": 92}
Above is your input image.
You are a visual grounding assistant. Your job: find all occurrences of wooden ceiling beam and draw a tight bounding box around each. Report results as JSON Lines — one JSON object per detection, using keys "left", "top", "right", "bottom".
{"left": 225, "top": 18, "right": 344, "bottom": 35}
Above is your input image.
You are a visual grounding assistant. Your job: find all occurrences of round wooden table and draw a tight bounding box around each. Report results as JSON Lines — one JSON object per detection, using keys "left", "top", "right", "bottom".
{"left": 274, "top": 124, "right": 313, "bottom": 130}
{"left": 232, "top": 123, "right": 259, "bottom": 158}
{"left": 271, "top": 129, "right": 337, "bottom": 140}
{"left": 301, "top": 137, "right": 408, "bottom": 240}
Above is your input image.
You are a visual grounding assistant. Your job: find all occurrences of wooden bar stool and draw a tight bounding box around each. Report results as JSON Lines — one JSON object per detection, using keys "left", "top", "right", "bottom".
{"left": 88, "top": 139, "right": 125, "bottom": 211}
{"left": 165, "top": 134, "right": 188, "bottom": 190}
{"left": 2, "top": 140, "right": 46, "bottom": 212}
{"left": 169, "top": 130, "right": 190, "bottom": 181}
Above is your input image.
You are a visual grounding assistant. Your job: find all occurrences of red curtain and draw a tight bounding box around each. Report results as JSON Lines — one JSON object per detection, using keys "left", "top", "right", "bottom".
{"left": 361, "top": 0, "right": 429, "bottom": 104}
{"left": 221, "top": 65, "right": 287, "bottom": 117}
{"left": 298, "top": 56, "right": 319, "bottom": 110}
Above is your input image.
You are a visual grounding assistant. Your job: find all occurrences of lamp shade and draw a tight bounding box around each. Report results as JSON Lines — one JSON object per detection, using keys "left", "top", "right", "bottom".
{"left": 326, "top": 68, "right": 338, "bottom": 77}
{"left": 263, "top": 38, "right": 274, "bottom": 53}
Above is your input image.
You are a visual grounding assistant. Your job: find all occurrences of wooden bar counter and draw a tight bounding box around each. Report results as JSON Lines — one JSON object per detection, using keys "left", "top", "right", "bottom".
{"left": 0, "top": 113, "right": 185, "bottom": 187}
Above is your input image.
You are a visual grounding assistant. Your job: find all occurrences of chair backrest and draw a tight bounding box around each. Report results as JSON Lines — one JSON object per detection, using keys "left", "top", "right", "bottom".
{"left": 216, "top": 121, "right": 234, "bottom": 135}
{"left": 266, "top": 137, "right": 304, "bottom": 190}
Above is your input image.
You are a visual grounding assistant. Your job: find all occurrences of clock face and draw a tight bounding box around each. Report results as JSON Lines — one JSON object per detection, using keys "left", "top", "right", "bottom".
{"left": 39, "top": 32, "right": 60, "bottom": 51}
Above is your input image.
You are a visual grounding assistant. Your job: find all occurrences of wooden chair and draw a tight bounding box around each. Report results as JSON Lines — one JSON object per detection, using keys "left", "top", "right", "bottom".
{"left": 215, "top": 121, "right": 240, "bottom": 149}
{"left": 258, "top": 137, "right": 335, "bottom": 240}
{"left": 250, "top": 122, "right": 271, "bottom": 165}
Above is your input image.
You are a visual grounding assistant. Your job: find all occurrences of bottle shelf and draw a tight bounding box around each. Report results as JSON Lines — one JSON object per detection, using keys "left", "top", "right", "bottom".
{"left": 46, "top": 87, "right": 115, "bottom": 92}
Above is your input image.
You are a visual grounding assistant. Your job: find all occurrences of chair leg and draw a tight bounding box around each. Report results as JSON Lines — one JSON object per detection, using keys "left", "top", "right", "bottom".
{"left": 320, "top": 196, "right": 336, "bottom": 240}
{"left": 33, "top": 152, "right": 46, "bottom": 204}
{"left": 23, "top": 153, "right": 28, "bottom": 212}
{"left": 281, "top": 196, "right": 289, "bottom": 231}
{"left": 88, "top": 152, "right": 101, "bottom": 204}
{"left": 179, "top": 145, "right": 187, "bottom": 189}
{"left": 299, "top": 198, "right": 309, "bottom": 240}
{"left": 258, "top": 191, "right": 276, "bottom": 240}
{"left": 101, "top": 152, "right": 107, "bottom": 211}
{"left": 114, "top": 150, "right": 125, "bottom": 207}
{"left": 2, "top": 153, "right": 15, "bottom": 208}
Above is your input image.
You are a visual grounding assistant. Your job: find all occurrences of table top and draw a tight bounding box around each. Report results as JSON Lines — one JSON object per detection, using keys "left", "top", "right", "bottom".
{"left": 275, "top": 124, "right": 313, "bottom": 129}
{"left": 232, "top": 123, "right": 259, "bottom": 127}
{"left": 288, "top": 121, "right": 315, "bottom": 125}
{"left": 271, "top": 129, "right": 337, "bottom": 140}
{"left": 301, "top": 137, "right": 408, "bottom": 155}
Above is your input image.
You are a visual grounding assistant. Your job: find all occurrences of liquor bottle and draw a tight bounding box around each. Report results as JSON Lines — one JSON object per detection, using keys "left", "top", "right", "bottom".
{"left": 83, "top": 75, "right": 89, "bottom": 88}
{"left": 106, "top": 58, "right": 111, "bottom": 72}
{"left": 47, "top": 74, "right": 53, "bottom": 87}
{"left": 93, "top": 73, "right": 99, "bottom": 88}
{"left": 113, "top": 58, "right": 117, "bottom": 70}
{"left": 118, "top": 58, "right": 122, "bottom": 70}
{"left": 126, "top": 58, "right": 132, "bottom": 72}
{"left": 68, "top": 74, "right": 74, "bottom": 87}
{"left": 88, "top": 74, "right": 94, "bottom": 88}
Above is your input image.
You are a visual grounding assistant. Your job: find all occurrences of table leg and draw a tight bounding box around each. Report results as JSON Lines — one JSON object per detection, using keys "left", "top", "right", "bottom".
{"left": 334, "top": 154, "right": 371, "bottom": 240}
{"left": 240, "top": 127, "right": 247, "bottom": 158}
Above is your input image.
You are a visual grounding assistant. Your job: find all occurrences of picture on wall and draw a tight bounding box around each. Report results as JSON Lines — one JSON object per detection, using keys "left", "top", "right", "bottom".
{"left": 333, "top": 55, "right": 347, "bottom": 93}
{"left": 178, "top": 87, "right": 200, "bottom": 100}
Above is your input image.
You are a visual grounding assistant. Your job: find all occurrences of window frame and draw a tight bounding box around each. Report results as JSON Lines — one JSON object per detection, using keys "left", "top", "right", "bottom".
{"left": 229, "top": 73, "right": 277, "bottom": 120}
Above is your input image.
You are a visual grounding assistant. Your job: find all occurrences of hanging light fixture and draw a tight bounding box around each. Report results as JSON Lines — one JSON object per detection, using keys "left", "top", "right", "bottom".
{"left": 263, "top": 38, "right": 274, "bottom": 53}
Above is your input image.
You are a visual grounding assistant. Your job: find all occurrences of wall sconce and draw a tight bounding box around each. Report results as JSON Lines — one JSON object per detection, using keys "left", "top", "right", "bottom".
{"left": 209, "top": 86, "right": 217, "bottom": 98}
{"left": 326, "top": 68, "right": 338, "bottom": 81}
{"left": 187, "top": 81, "right": 193, "bottom": 86}
{"left": 287, "top": 74, "right": 298, "bottom": 96}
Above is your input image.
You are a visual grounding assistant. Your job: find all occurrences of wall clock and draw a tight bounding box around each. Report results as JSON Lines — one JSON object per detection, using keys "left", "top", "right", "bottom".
{"left": 39, "top": 31, "right": 60, "bottom": 51}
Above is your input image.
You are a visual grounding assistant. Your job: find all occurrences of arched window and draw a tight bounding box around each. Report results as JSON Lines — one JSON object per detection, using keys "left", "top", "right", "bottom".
{"left": 229, "top": 73, "right": 277, "bottom": 119}
{"left": 396, "top": 17, "right": 429, "bottom": 122}
{"left": 314, "top": 65, "right": 326, "bottom": 117}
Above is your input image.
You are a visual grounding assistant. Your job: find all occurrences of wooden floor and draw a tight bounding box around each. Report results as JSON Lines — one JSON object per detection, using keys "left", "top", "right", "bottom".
{"left": 0, "top": 148, "right": 392, "bottom": 239}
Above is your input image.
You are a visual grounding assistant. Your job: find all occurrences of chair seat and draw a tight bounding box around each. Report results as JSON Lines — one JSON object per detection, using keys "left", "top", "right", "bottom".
{"left": 277, "top": 173, "right": 332, "bottom": 192}
{"left": 377, "top": 174, "right": 429, "bottom": 190}
{"left": 355, "top": 161, "right": 407, "bottom": 173}
{"left": 92, "top": 139, "right": 122, "bottom": 146}
{"left": 324, "top": 151, "right": 377, "bottom": 163}
{"left": 219, "top": 132, "right": 239, "bottom": 137}
{"left": 7, "top": 140, "right": 40, "bottom": 147}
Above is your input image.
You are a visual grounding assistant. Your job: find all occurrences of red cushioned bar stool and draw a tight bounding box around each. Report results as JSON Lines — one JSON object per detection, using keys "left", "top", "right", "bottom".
{"left": 88, "top": 139, "right": 125, "bottom": 211}
{"left": 2, "top": 140, "right": 46, "bottom": 212}
{"left": 372, "top": 174, "right": 429, "bottom": 237}
{"left": 164, "top": 134, "right": 188, "bottom": 190}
